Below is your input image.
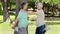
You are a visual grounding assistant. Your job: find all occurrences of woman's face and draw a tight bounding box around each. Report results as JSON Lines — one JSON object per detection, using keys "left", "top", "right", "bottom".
{"left": 23, "top": 5, "right": 28, "bottom": 10}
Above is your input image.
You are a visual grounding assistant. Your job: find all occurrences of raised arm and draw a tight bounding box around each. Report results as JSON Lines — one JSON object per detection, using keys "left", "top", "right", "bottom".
{"left": 28, "top": 11, "right": 37, "bottom": 15}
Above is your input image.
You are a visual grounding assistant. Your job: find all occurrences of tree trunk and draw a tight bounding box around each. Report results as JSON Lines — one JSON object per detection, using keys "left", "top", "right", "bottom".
{"left": 15, "top": 0, "right": 20, "bottom": 19}
{"left": 2, "top": 0, "right": 10, "bottom": 22}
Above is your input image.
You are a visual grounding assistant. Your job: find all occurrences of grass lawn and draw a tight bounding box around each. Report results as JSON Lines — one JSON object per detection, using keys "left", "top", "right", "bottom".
{"left": 0, "top": 23, "right": 60, "bottom": 34}
{"left": 0, "top": 15, "right": 60, "bottom": 34}
{"left": 28, "top": 25, "right": 60, "bottom": 34}
{"left": 0, "top": 23, "right": 14, "bottom": 34}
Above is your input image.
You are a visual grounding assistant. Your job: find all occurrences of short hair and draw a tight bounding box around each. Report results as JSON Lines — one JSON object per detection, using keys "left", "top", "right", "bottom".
{"left": 36, "top": 2, "right": 43, "bottom": 7}
{"left": 20, "top": 2, "right": 28, "bottom": 9}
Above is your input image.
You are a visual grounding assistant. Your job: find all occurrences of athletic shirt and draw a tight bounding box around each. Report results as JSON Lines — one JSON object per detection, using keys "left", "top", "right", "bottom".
{"left": 36, "top": 9, "right": 45, "bottom": 27}
{"left": 17, "top": 10, "right": 28, "bottom": 28}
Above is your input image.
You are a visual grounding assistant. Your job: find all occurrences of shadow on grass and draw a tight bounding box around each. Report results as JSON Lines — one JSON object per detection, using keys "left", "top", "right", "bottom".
{"left": 46, "top": 22, "right": 60, "bottom": 25}
{"left": 28, "top": 21, "right": 60, "bottom": 25}
{"left": 0, "top": 20, "right": 4, "bottom": 24}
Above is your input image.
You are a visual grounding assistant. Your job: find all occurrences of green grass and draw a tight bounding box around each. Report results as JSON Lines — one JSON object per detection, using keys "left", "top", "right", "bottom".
{"left": 28, "top": 25, "right": 60, "bottom": 34}
{"left": 45, "top": 25, "right": 60, "bottom": 34}
{"left": 0, "top": 15, "right": 60, "bottom": 34}
{"left": 0, "top": 15, "right": 15, "bottom": 22}
{"left": 10, "top": 15, "right": 15, "bottom": 21}
{"left": 0, "top": 23, "right": 14, "bottom": 34}
{"left": 0, "top": 23, "right": 60, "bottom": 34}
{"left": 0, "top": 15, "right": 3, "bottom": 22}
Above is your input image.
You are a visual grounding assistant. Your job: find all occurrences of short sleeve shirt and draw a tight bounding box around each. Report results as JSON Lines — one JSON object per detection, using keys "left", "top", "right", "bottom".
{"left": 36, "top": 9, "right": 45, "bottom": 27}
{"left": 17, "top": 10, "right": 28, "bottom": 28}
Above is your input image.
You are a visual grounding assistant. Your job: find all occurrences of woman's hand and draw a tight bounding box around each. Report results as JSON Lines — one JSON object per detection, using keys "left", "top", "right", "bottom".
{"left": 12, "top": 26, "right": 15, "bottom": 29}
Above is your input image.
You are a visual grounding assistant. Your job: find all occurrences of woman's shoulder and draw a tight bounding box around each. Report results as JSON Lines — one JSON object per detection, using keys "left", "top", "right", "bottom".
{"left": 19, "top": 10, "right": 22, "bottom": 13}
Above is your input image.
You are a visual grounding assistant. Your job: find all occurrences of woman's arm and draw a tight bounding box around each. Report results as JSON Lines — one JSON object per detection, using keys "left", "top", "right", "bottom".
{"left": 12, "top": 18, "right": 19, "bottom": 29}
{"left": 28, "top": 11, "right": 37, "bottom": 15}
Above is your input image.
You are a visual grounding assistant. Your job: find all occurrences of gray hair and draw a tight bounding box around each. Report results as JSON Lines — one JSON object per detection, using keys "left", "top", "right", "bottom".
{"left": 36, "top": 2, "right": 43, "bottom": 7}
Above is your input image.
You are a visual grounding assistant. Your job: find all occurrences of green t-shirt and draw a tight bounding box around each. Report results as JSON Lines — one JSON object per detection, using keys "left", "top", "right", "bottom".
{"left": 17, "top": 10, "right": 28, "bottom": 28}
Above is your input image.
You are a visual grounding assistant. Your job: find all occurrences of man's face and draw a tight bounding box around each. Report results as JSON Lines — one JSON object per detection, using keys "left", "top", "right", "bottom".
{"left": 37, "top": 5, "right": 42, "bottom": 10}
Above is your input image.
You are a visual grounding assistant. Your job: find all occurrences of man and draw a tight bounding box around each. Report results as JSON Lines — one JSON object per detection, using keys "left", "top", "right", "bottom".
{"left": 35, "top": 2, "right": 46, "bottom": 34}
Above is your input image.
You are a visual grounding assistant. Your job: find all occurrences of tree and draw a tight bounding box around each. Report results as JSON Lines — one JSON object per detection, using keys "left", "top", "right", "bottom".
{"left": 2, "top": 0, "right": 10, "bottom": 22}
{"left": 1, "top": 0, "right": 27, "bottom": 22}
{"left": 0, "top": 1, "right": 3, "bottom": 15}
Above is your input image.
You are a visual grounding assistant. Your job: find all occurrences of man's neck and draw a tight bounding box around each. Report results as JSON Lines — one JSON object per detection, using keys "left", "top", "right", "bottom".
{"left": 37, "top": 9, "right": 42, "bottom": 10}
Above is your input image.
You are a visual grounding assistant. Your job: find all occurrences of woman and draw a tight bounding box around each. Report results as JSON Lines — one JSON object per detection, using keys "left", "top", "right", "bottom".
{"left": 12, "top": 2, "right": 28, "bottom": 34}
{"left": 12, "top": 2, "right": 35, "bottom": 34}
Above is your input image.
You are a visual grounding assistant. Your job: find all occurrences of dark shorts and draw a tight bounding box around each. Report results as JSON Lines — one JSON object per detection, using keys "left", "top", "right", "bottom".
{"left": 36, "top": 24, "right": 46, "bottom": 34}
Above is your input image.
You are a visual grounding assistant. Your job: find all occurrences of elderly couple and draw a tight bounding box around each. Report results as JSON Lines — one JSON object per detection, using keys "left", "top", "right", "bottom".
{"left": 12, "top": 2, "right": 46, "bottom": 34}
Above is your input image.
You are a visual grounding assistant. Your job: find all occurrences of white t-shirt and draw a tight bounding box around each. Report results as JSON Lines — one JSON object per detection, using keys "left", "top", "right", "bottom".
{"left": 36, "top": 9, "right": 45, "bottom": 27}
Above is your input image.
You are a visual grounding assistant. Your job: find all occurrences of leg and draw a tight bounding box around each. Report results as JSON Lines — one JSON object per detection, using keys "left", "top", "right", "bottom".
{"left": 35, "top": 27, "right": 40, "bottom": 34}
{"left": 39, "top": 25, "right": 46, "bottom": 34}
